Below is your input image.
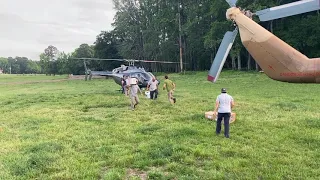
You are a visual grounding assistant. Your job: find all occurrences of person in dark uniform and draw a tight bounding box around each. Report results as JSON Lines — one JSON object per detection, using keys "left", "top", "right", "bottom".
{"left": 121, "top": 75, "right": 126, "bottom": 94}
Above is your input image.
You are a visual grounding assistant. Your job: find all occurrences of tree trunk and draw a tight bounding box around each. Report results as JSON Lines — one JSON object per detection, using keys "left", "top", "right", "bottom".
{"left": 255, "top": 61, "right": 259, "bottom": 71}
{"left": 237, "top": 52, "right": 241, "bottom": 70}
{"left": 213, "top": 46, "right": 217, "bottom": 64}
{"left": 247, "top": 52, "right": 251, "bottom": 70}
{"left": 231, "top": 56, "right": 236, "bottom": 70}
{"left": 211, "top": 51, "right": 213, "bottom": 68}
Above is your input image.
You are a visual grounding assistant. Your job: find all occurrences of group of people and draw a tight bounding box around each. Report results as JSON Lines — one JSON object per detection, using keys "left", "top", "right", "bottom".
{"left": 121, "top": 75, "right": 176, "bottom": 110}
{"left": 121, "top": 75, "right": 234, "bottom": 138}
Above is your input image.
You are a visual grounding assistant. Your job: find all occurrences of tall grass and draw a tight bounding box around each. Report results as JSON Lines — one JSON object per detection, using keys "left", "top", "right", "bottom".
{"left": 0, "top": 71, "right": 319, "bottom": 179}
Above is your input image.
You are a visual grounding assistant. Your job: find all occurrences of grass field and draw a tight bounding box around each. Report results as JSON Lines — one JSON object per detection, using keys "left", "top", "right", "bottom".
{"left": 0, "top": 74, "right": 67, "bottom": 84}
{"left": 0, "top": 71, "right": 319, "bottom": 179}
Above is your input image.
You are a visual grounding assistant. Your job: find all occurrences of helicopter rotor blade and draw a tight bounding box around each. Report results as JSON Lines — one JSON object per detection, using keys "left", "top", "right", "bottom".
{"left": 226, "top": 0, "right": 237, "bottom": 7}
{"left": 140, "top": 60, "right": 188, "bottom": 64}
{"left": 71, "top": 58, "right": 185, "bottom": 64}
{"left": 83, "top": 60, "right": 88, "bottom": 73}
{"left": 208, "top": 28, "right": 238, "bottom": 83}
{"left": 72, "top": 57, "right": 189, "bottom": 67}
{"left": 91, "top": 71, "right": 113, "bottom": 76}
{"left": 71, "top": 58, "right": 127, "bottom": 62}
{"left": 255, "top": 0, "right": 320, "bottom": 21}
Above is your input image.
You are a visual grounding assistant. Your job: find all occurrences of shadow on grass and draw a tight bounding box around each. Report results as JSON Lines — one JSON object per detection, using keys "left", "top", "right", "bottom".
{"left": 4, "top": 142, "right": 63, "bottom": 177}
{"left": 188, "top": 113, "right": 205, "bottom": 121}
{"left": 135, "top": 124, "right": 163, "bottom": 135}
{"left": 290, "top": 134, "right": 319, "bottom": 151}
{"left": 12, "top": 117, "right": 52, "bottom": 132}
{"left": 167, "top": 127, "right": 199, "bottom": 138}
{"left": 82, "top": 102, "right": 128, "bottom": 112}
{"left": 77, "top": 116, "right": 105, "bottom": 124}
{"left": 304, "top": 117, "right": 320, "bottom": 129}
{"left": 272, "top": 102, "right": 307, "bottom": 111}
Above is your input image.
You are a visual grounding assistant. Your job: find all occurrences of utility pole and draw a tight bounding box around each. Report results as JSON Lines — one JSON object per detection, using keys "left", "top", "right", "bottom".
{"left": 178, "top": 2, "right": 183, "bottom": 73}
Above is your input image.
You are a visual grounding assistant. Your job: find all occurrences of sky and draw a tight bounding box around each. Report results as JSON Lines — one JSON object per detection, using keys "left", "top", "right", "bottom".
{"left": 0, "top": 0, "right": 116, "bottom": 60}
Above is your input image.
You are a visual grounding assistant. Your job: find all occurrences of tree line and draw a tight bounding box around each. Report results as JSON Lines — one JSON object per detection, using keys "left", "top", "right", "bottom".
{"left": 0, "top": 57, "right": 41, "bottom": 74}
{"left": 1, "top": 0, "right": 319, "bottom": 75}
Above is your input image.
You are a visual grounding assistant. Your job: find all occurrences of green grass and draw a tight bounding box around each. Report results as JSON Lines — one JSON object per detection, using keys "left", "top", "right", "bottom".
{"left": 0, "top": 71, "right": 319, "bottom": 179}
{"left": 0, "top": 74, "right": 67, "bottom": 84}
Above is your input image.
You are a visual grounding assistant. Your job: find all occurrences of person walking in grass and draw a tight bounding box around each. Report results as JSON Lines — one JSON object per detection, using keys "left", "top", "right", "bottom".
{"left": 147, "top": 77, "right": 159, "bottom": 100}
{"left": 124, "top": 75, "right": 130, "bottom": 96}
{"left": 121, "top": 75, "right": 127, "bottom": 95}
{"left": 129, "top": 78, "right": 142, "bottom": 110}
{"left": 213, "top": 88, "right": 234, "bottom": 138}
{"left": 162, "top": 75, "right": 176, "bottom": 104}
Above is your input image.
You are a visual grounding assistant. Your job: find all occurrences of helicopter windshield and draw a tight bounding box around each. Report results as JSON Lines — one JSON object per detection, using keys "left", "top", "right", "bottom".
{"left": 113, "top": 66, "right": 129, "bottom": 73}
{"left": 147, "top": 72, "right": 155, "bottom": 78}
{"left": 138, "top": 73, "right": 147, "bottom": 81}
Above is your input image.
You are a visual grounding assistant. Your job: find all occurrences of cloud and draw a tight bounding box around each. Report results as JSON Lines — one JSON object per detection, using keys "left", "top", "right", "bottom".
{"left": 0, "top": 0, "right": 116, "bottom": 60}
{"left": 73, "top": 0, "right": 114, "bottom": 11}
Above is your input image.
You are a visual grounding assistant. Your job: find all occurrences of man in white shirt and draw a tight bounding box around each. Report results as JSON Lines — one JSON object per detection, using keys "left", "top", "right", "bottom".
{"left": 147, "top": 77, "right": 159, "bottom": 100}
{"left": 213, "top": 88, "right": 234, "bottom": 138}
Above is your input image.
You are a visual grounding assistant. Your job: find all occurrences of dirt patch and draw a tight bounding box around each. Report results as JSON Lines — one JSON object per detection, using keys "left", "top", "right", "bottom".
{"left": 126, "top": 169, "right": 148, "bottom": 180}
{"left": 68, "top": 75, "right": 107, "bottom": 80}
{"left": 68, "top": 75, "right": 85, "bottom": 80}
{"left": 99, "top": 167, "right": 110, "bottom": 180}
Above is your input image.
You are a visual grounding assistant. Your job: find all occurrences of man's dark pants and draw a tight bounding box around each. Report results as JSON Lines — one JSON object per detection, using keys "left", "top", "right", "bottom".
{"left": 150, "top": 89, "right": 158, "bottom": 99}
{"left": 216, "top": 112, "right": 231, "bottom": 138}
{"left": 121, "top": 86, "right": 125, "bottom": 94}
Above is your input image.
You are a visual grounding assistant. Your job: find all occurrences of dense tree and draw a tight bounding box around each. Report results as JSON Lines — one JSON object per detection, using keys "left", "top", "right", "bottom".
{"left": 0, "top": 57, "right": 41, "bottom": 74}
{"left": 26, "top": 60, "right": 41, "bottom": 74}
{"left": 56, "top": 52, "right": 71, "bottom": 75}
{"left": 0, "top": 57, "right": 8, "bottom": 73}
{"left": 92, "top": 31, "right": 123, "bottom": 70}
{"left": 68, "top": 44, "right": 95, "bottom": 75}
{"left": 39, "top": 53, "right": 50, "bottom": 75}
{"left": 39, "top": 45, "right": 59, "bottom": 75}
{"left": 44, "top": 45, "right": 59, "bottom": 61}
{"left": 6, "top": 0, "right": 320, "bottom": 75}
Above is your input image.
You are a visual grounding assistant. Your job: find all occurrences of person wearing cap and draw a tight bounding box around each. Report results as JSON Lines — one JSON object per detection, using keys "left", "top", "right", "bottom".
{"left": 213, "top": 88, "right": 234, "bottom": 138}
{"left": 129, "top": 78, "right": 142, "bottom": 110}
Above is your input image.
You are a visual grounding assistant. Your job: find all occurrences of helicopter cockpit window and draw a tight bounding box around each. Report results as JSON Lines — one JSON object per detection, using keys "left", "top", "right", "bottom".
{"left": 139, "top": 73, "right": 148, "bottom": 81}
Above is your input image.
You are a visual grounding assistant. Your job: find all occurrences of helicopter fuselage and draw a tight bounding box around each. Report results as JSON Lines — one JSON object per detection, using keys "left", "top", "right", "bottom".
{"left": 110, "top": 66, "right": 158, "bottom": 88}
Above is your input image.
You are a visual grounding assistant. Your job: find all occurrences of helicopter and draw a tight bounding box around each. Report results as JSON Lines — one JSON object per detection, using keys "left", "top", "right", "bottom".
{"left": 73, "top": 58, "right": 185, "bottom": 88}
{"left": 208, "top": 0, "right": 320, "bottom": 83}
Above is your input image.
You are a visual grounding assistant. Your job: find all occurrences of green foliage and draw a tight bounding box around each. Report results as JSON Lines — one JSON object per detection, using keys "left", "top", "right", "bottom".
{"left": 0, "top": 72, "right": 319, "bottom": 179}
{"left": 0, "top": 57, "right": 8, "bottom": 73}
{"left": 40, "top": 45, "right": 60, "bottom": 75}
{"left": 93, "top": 31, "right": 123, "bottom": 70}
{"left": 0, "top": 57, "right": 41, "bottom": 74}
{"left": 8, "top": 0, "right": 320, "bottom": 74}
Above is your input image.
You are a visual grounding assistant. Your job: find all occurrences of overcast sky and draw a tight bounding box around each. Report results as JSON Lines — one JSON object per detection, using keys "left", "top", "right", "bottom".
{"left": 0, "top": 0, "right": 116, "bottom": 60}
